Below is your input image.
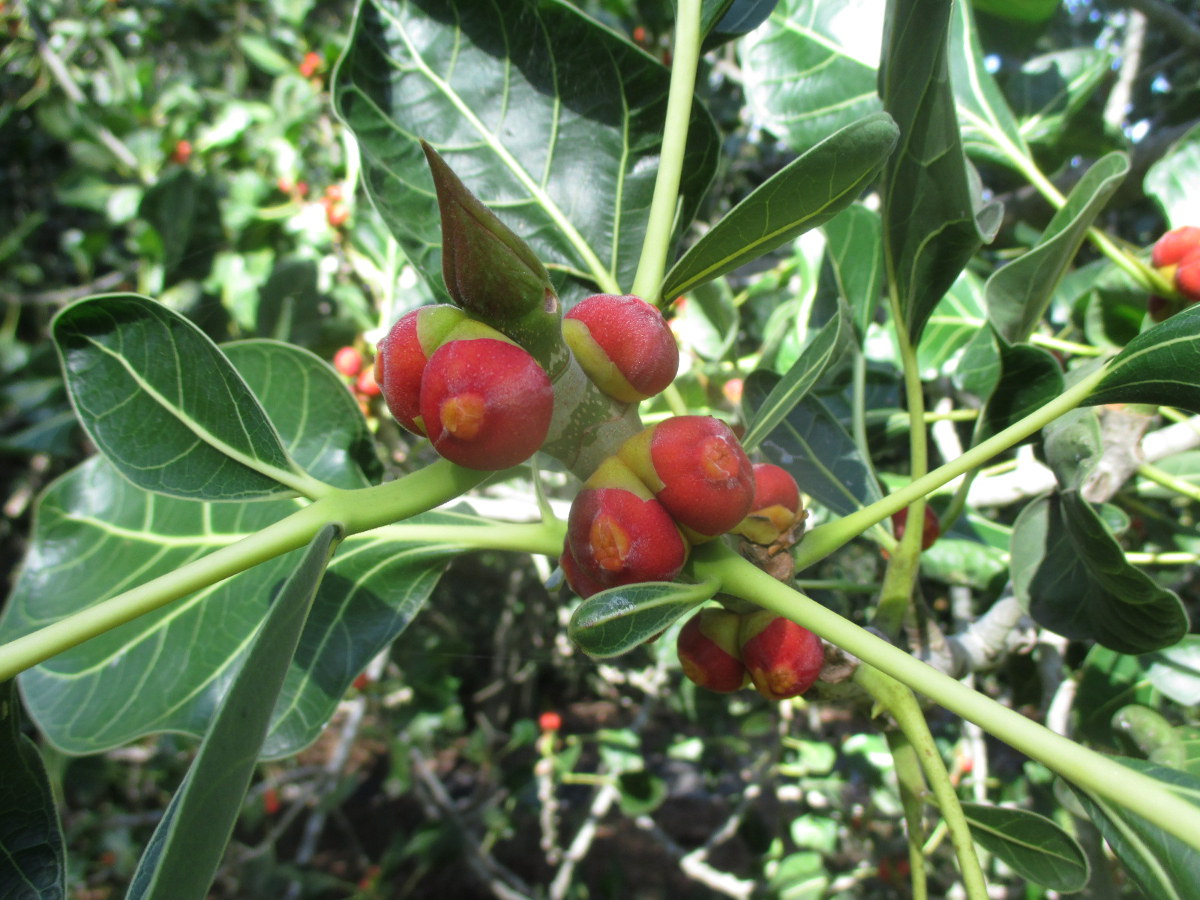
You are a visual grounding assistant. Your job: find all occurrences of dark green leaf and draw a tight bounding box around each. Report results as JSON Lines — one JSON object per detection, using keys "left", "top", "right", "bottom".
{"left": 333, "top": 0, "right": 719, "bottom": 301}
{"left": 972, "top": 0, "right": 1059, "bottom": 24}
{"left": 568, "top": 581, "right": 717, "bottom": 659}
{"left": 1069, "top": 759, "right": 1200, "bottom": 900}
{"left": 1142, "top": 636, "right": 1200, "bottom": 707}
{"left": 661, "top": 112, "right": 898, "bottom": 300}
{"left": 987, "top": 153, "right": 1128, "bottom": 344}
{"left": 1009, "top": 49, "right": 1114, "bottom": 147}
{"left": 822, "top": 204, "right": 883, "bottom": 339}
{"left": 744, "top": 374, "right": 883, "bottom": 516}
{"left": 1087, "top": 304, "right": 1200, "bottom": 413}
{"left": 880, "top": 0, "right": 1002, "bottom": 343}
{"left": 1145, "top": 124, "right": 1200, "bottom": 230}
{"left": 1112, "top": 705, "right": 1186, "bottom": 768}
{"left": 1077, "top": 646, "right": 1155, "bottom": 746}
{"left": 976, "top": 340, "right": 1064, "bottom": 442}
{"left": 0, "top": 682, "right": 65, "bottom": 900}
{"left": 962, "top": 803, "right": 1089, "bottom": 893}
{"left": 741, "top": 307, "right": 845, "bottom": 452}
{"left": 1010, "top": 492, "right": 1188, "bottom": 654}
{"left": 127, "top": 525, "right": 340, "bottom": 900}
{"left": 53, "top": 295, "right": 305, "bottom": 501}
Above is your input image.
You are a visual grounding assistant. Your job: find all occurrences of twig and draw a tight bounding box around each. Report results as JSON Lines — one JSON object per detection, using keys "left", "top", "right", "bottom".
{"left": 1104, "top": 9, "right": 1148, "bottom": 130}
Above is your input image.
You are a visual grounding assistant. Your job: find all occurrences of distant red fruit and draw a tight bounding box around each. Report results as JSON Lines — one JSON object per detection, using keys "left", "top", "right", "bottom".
{"left": 538, "top": 711, "right": 563, "bottom": 732}
{"left": 325, "top": 201, "right": 349, "bottom": 228}
{"left": 1151, "top": 226, "right": 1200, "bottom": 268}
{"left": 299, "top": 51, "right": 323, "bottom": 78}
{"left": 263, "top": 787, "right": 280, "bottom": 816}
{"left": 333, "top": 346, "right": 363, "bottom": 378}
{"left": 355, "top": 366, "right": 381, "bottom": 398}
{"left": 892, "top": 505, "right": 940, "bottom": 551}
{"left": 170, "top": 139, "right": 192, "bottom": 165}
{"left": 1176, "top": 252, "right": 1200, "bottom": 304}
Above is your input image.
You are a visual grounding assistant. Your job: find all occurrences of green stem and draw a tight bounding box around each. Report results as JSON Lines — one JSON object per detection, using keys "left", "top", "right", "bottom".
{"left": 884, "top": 731, "right": 931, "bottom": 900}
{"left": 863, "top": 668, "right": 988, "bottom": 900}
{"left": 695, "top": 543, "right": 1200, "bottom": 854}
{"left": 852, "top": 351, "right": 871, "bottom": 466}
{"left": 631, "top": 0, "right": 702, "bottom": 304}
{"left": 794, "top": 365, "right": 1108, "bottom": 572}
{"left": 0, "top": 461, "right": 527, "bottom": 682}
{"left": 1137, "top": 461, "right": 1200, "bottom": 504}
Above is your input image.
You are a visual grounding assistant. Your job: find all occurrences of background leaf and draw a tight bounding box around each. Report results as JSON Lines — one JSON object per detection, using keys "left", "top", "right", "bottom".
{"left": 661, "top": 112, "right": 898, "bottom": 300}
{"left": 53, "top": 295, "right": 304, "bottom": 501}
{"left": 1009, "top": 48, "right": 1114, "bottom": 148}
{"left": 0, "top": 682, "right": 66, "bottom": 900}
{"left": 1145, "top": 124, "right": 1200, "bottom": 230}
{"left": 822, "top": 204, "right": 883, "bottom": 339}
{"left": 1142, "top": 636, "right": 1200, "bottom": 707}
{"left": 334, "top": 0, "right": 720, "bottom": 301}
{"left": 1086, "top": 305, "right": 1200, "bottom": 414}
{"left": 961, "top": 803, "right": 1089, "bottom": 893}
{"left": 975, "top": 339, "right": 1063, "bottom": 442}
{"left": 568, "top": 581, "right": 717, "bottom": 659}
{"left": 127, "top": 525, "right": 339, "bottom": 900}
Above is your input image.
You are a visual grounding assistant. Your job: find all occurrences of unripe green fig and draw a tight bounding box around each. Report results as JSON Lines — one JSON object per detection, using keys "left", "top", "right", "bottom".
{"left": 562, "top": 294, "right": 678, "bottom": 402}
{"left": 617, "top": 416, "right": 755, "bottom": 542}
{"left": 738, "top": 610, "right": 823, "bottom": 701}
{"left": 677, "top": 608, "right": 747, "bottom": 693}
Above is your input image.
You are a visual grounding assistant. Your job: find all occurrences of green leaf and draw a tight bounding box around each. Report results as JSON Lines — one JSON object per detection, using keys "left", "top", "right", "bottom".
{"left": 333, "top": 0, "right": 719, "bottom": 300}
{"left": 961, "top": 803, "right": 1089, "bottom": 893}
{"left": 986, "top": 153, "right": 1129, "bottom": 345}
{"left": 880, "top": 0, "right": 1002, "bottom": 344}
{"left": 1010, "top": 492, "right": 1188, "bottom": 654}
{"left": 1086, "top": 305, "right": 1200, "bottom": 413}
{"left": 127, "top": 525, "right": 340, "bottom": 900}
{"left": 743, "top": 374, "right": 883, "bottom": 516}
{"left": 1077, "top": 646, "right": 1155, "bottom": 746}
{"left": 822, "top": 204, "right": 883, "bottom": 339}
{"left": 976, "top": 339, "right": 1064, "bottom": 442}
{"left": 0, "top": 682, "right": 66, "bottom": 900}
{"left": 661, "top": 112, "right": 898, "bottom": 300}
{"left": 53, "top": 295, "right": 306, "bottom": 501}
{"left": 741, "top": 307, "right": 845, "bottom": 452}
{"left": 739, "top": 0, "right": 884, "bottom": 154}
{"left": 568, "top": 580, "right": 717, "bottom": 659}
{"left": 1145, "top": 124, "right": 1200, "bottom": 230}
{"left": 1070, "top": 758, "right": 1200, "bottom": 900}
{"left": 972, "top": 0, "right": 1059, "bottom": 23}
{"left": 1010, "top": 48, "right": 1115, "bottom": 147}
{"left": 1142, "top": 636, "right": 1200, "bottom": 707}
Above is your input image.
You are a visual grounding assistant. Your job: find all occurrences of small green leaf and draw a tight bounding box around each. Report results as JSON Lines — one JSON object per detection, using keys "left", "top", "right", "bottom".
{"left": 1086, "top": 305, "right": 1200, "bottom": 413}
{"left": 961, "top": 803, "right": 1089, "bottom": 893}
{"left": 822, "top": 204, "right": 883, "bottom": 339}
{"left": 1145, "top": 124, "right": 1200, "bottom": 230}
{"left": 53, "top": 295, "right": 305, "bottom": 501}
{"left": 568, "top": 580, "right": 717, "bottom": 659}
{"left": 661, "top": 112, "right": 898, "bottom": 300}
{"left": 744, "top": 374, "right": 883, "bottom": 517}
{"left": 741, "top": 307, "right": 845, "bottom": 452}
{"left": 1070, "top": 759, "right": 1200, "bottom": 900}
{"left": 1010, "top": 492, "right": 1188, "bottom": 654}
{"left": 1010, "top": 48, "right": 1114, "bottom": 147}
{"left": 986, "top": 153, "right": 1129, "bottom": 345}
{"left": 0, "top": 682, "right": 66, "bottom": 900}
{"left": 1142, "top": 636, "right": 1200, "bottom": 707}
{"left": 127, "top": 525, "right": 340, "bottom": 900}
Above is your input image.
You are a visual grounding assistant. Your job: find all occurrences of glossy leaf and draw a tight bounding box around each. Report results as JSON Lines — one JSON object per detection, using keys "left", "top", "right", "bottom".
{"left": 53, "top": 295, "right": 304, "bottom": 501}
{"left": 1145, "top": 124, "right": 1200, "bottom": 230}
{"left": 739, "top": 0, "right": 884, "bottom": 154}
{"left": 568, "top": 580, "right": 718, "bottom": 659}
{"left": 0, "top": 682, "right": 65, "bottom": 900}
{"left": 741, "top": 307, "right": 845, "bottom": 452}
{"left": 704, "top": 0, "right": 780, "bottom": 43}
{"left": 961, "top": 803, "right": 1089, "bottom": 893}
{"left": 334, "top": 0, "right": 719, "bottom": 300}
{"left": 880, "top": 0, "right": 1002, "bottom": 344}
{"left": 1070, "top": 758, "right": 1200, "bottom": 900}
{"left": 1086, "top": 305, "right": 1200, "bottom": 413}
{"left": 0, "top": 341, "right": 467, "bottom": 757}
{"left": 822, "top": 204, "right": 883, "bottom": 339}
{"left": 1010, "top": 492, "right": 1188, "bottom": 654}
{"left": 987, "top": 153, "right": 1128, "bottom": 345}
{"left": 661, "top": 112, "right": 898, "bottom": 300}
{"left": 127, "top": 525, "right": 339, "bottom": 900}
{"left": 744, "top": 373, "right": 883, "bottom": 516}
{"left": 1143, "top": 636, "right": 1200, "bottom": 707}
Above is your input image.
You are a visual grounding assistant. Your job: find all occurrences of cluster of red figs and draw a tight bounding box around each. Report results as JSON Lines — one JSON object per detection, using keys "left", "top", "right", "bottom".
{"left": 1148, "top": 226, "right": 1200, "bottom": 321}
{"left": 332, "top": 344, "right": 380, "bottom": 411}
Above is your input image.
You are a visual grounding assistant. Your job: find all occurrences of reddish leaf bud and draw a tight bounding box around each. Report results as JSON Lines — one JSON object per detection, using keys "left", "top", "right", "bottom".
{"left": 677, "top": 608, "right": 747, "bottom": 693}
{"left": 562, "top": 294, "right": 678, "bottom": 402}
{"left": 618, "top": 416, "right": 755, "bottom": 542}
{"left": 376, "top": 305, "right": 467, "bottom": 434}
{"left": 891, "top": 505, "right": 940, "bottom": 551}
{"left": 1176, "top": 251, "right": 1200, "bottom": 304}
{"left": 1151, "top": 226, "right": 1200, "bottom": 268}
{"left": 738, "top": 611, "right": 823, "bottom": 701}
{"left": 333, "top": 346, "right": 364, "bottom": 378}
{"left": 420, "top": 338, "right": 553, "bottom": 470}
{"left": 566, "top": 457, "right": 689, "bottom": 591}
{"left": 734, "top": 463, "right": 803, "bottom": 545}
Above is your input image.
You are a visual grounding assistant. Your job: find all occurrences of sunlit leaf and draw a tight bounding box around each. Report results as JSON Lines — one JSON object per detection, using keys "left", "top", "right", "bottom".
{"left": 568, "top": 580, "right": 718, "bottom": 658}
{"left": 1077, "top": 646, "right": 1155, "bottom": 745}
{"left": 1145, "top": 124, "right": 1200, "bottom": 230}
{"left": 1142, "top": 636, "right": 1200, "bottom": 707}
{"left": 962, "top": 803, "right": 1089, "bottom": 893}
{"left": 1086, "top": 305, "right": 1200, "bottom": 413}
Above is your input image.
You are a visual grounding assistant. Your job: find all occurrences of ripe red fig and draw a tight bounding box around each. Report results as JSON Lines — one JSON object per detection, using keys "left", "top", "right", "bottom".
{"left": 677, "top": 608, "right": 747, "bottom": 693}
{"left": 420, "top": 337, "right": 553, "bottom": 470}
{"left": 1176, "top": 251, "right": 1200, "bottom": 304}
{"left": 1151, "top": 226, "right": 1200, "bottom": 269}
{"left": 891, "top": 505, "right": 940, "bottom": 551}
{"left": 566, "top": 457, "right": 689, "bottom": 591}
{"left": 376, "top": 305, "right": 467, "bottom": 434}
{"left": 738, "top": 611, "right": 823, "bottom": 701}
{"left": 617, "top": 416, "right": 755, "bottom": 542}
{"left": 734, "top": 463, "right": 803, "bottom": 545}
{"left": 562, "top": 294, "right": 678, "bottom": 402}
{"left": 333, "top": 346, "right": 364, "bottom": 378}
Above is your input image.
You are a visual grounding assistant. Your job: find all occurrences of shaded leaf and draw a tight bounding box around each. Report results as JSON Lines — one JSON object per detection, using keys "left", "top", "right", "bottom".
{"left": 962, "top": 803, "right": 1089, "bottom": 893}
{"left": 1142, "top": 636, "right": 1200, "bottom": 707}
{"left": 1086, "top": 305, "right": 1200, "bottom": 413}
{"left": 568, "top": 580, "right": 718, "bottom": 659}
{"left": 127, "top": 526, "right": 339, "bottom": 900}
{"left": 334, "top": 0, "right": 719, "bottom": 301}
{"left": 661, "top": 112, "right": 898, "bottom": 300}
{"left": 53, "top": 295, "right": 303, "bottom": 501}
{"left": 1010, "top": 492, "right": 1188, "bottom": 654}
{"left": 0, "top": 682, "right": 65, "bottom": 900}
{"left": 1010, "top": 48, "right": 1114, "bottom": 147}
{"left": 1145, "top": 124, "right": 1200, "bottom": 230}
{"left": 822, "top": 204, "right": 883, "bottom": 339}
{"left": 1077, "top": 646, "right": 1155, "bottom": 746}
{"left": 976, "top": 339, "right": 1063, "bottom": 442}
